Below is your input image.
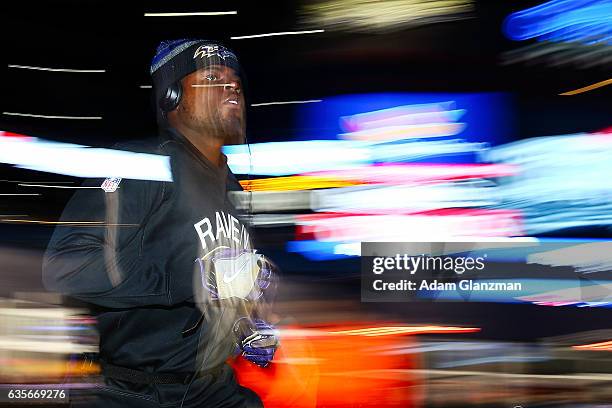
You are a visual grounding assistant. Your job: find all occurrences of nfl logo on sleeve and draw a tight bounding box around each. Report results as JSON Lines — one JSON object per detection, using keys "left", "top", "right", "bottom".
{"left": 101, "top": 177, "right": 122, "bottom": 193}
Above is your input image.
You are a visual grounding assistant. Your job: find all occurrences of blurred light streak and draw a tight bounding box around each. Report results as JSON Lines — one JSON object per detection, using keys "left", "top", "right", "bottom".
{"left": 290, "top": 228, "right": 536, "bottom": 260}
{"left": 289, "top": 237, "right": 540, "bottom": 261}
{"left": 577, "top": 301, "right": 612, "bottom": 307}
{"left": 340, "top": 123, "right": 466, "bottom": 141}
{"left": 382, "top": 341, "right": 507, "bottom": 355}
{"left": 501, "top": 41, "right": 612, "bottom": 68}
{"left": 0, "top": 358, "right": 99, "bottom": 377}
{"left": 22, "top": 325, "right": 90, "bottom": 331}
{"left": 300, "top": 93, "right": 512, "bottom": 148}
{"left": 18, "top": 334, "right": 80, "bottom": 341}
{"left": 2, "top": 112, "right": 102, "bottom": 120}
{"left": 224, "top": 139, "right": 486, "bottom": 175}
{"left": 0, "top": 307, "right": 81, "bottom": 319}
{"left": 573, "top": 340, "right": 612, "bottom": 351}
{"left": 482, "top": 133, "right": 612, "bottom": 234}
{"left": 251, "top": 100, "right": 322, "bottom": 107}
{"left": 0, "top": 337, "right": 94, "bottom": 353}
{"left": 517, "top": 281, "right": 612, "bottom": 306}
{"left": 436, "top": 355, "right": 549, "bottom": 368}
{"left": 287, "top": 240, "right": 356, "bottom": 260}
{"left": 533, "top": 301, "right": 579, "bottom": 307}
{"left": 0, "top": 219, "right": 138, "bottom": 226}
{"left": 233, "top": 323, "right": 422, "bottom": 407}
{"left": 0, "top": 306, "right": 98, "bottom": 382}
{"left": 503, "top": 0, "right": 612, "bottom": 45}
{"left": 340, "top": 101, "right": 462, "bottom": 131}
{"left": 144, "top": 11, "right": 238, "bottom": 17}
{"left": 369, "top": 139, "right": 487, "bottom": 162}
{"left": 240, "top": 163, "right": 516, "bottom": 191}
{"left": 302, "top": 0, "right": 474, "bottom": 33}
{"left": 1, "top": 179, "right": 74, "bottom": 183}
{"left": 139, "top": 85, "right": 152, "bottom": 89}
{"left": 544, "top": 329, "right": 612, "bottom": 344}
{"left": 230, "top": 190, "right": 311, "bottom": 212}
{"left": 527, "top": 241, "right": 612, "bottom": 273}
{"left": 293, "top": 210, "right": 524, "bottom": 243}
{"left": 249, "top": 214, "right": 296, "bottom": 227}
{"left": 17, "top": 183, "right": 105, "bottom": 189}
{"left": 233, "top": 323, "right": 491, "bottom": 407}
{"left": 595, "top": 126, "right": 612, "bottom": 135}
{"left": 230, "top": 29, "right": 325, "bottom": 40}
{"left": 276, "top": 326, "right": 480, "bottom": 338}
{"left": 7, "top": 64, "right": 105, "bottom": 73}
{"left": 240, "top": 176, "right": 360, "bottom": 191}
{"left": 6, "top": 181, "right": 73, "bottom": 184}
{"left": 328, "top": 326, "right": 480, "bottom": 336}
{"left": 306, "top": 163, "right": 517, "bottom": 184}
{"left": 560, "top": 78, "right": 612, "bottom": 95}
{"left": 0, "top": 131, "right": 34, "bottom": 141}
{"left": 225, "top": 140, "right": 369, "bottom": 175}
{"left": 0, "top": 134, "right": 173, "bottom": 181}
{"left": 0, "top": 193, "right": 40, "bottom": 196}
{"left": 401, "top": 369, "right": 612, "bottom": 381}
{"left": 350, "top": 109, "right": 467, "bottom": 131}
{"left": 339, "top": 101, "right": 467, "bottom": 141}
{"left": 311, "top": 183, "right": 499, "bottom": 213}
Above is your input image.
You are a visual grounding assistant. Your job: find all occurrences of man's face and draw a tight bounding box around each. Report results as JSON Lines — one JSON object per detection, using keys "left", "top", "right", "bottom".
{"left": 174, "top": 65, "right": 246, "bottom": 145}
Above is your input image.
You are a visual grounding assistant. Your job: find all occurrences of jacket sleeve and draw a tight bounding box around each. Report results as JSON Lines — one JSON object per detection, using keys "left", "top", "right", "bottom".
{"left": 42, "top": 177, "right": 184, "bottom": 308}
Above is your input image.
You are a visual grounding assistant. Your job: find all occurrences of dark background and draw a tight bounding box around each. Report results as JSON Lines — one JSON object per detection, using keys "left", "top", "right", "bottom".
{"left": 2, "top": 0, "right": 609, "bottom": 145}
{"left": 1, "top": 0, "right": 611, "bottom": 341}
{"left": 1, "top": 0, "right": 610, "bottom": 217}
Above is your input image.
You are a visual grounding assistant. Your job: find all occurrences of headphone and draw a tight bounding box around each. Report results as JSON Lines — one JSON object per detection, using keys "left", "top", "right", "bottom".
{"left": 159, "top": 81, "right": 183, "bottom": 113}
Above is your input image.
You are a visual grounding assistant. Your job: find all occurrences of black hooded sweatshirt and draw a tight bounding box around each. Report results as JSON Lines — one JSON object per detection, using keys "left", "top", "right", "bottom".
{"left": 42, "top": 128, "right": 257, "bottom": 407}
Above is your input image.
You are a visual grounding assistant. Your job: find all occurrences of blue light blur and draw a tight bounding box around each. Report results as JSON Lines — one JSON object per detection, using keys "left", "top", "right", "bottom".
{"left": 286, "top": 240, "right": 351, "bottom": 261}
{"left": 504, "top": 0, "right": 612, "bottom": 45}
{"left": 295, "top": 93, "right": 514, "bottom": 149}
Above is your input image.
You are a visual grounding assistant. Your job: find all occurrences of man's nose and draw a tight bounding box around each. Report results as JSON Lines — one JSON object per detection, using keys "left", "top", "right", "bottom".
{"left": 224, "top": 81, "right": 241, "bottom": 94}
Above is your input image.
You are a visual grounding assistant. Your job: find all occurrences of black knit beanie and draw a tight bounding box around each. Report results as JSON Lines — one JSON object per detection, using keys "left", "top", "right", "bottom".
{"left": 150, "top": 39, "right": 242, "bottom": 110}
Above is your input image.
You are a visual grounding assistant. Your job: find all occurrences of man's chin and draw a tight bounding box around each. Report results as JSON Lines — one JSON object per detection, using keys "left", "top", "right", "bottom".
{"left": 221, "top": 120, "right": 245, "bottom": 145}
{"left": 224, "top": 131, "right": 245, "bottom": 145}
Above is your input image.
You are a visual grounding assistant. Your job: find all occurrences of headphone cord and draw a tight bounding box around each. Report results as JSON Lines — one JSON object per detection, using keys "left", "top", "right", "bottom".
{"left": 246, "top": 134, "right": 254, "bottom": 220}
{"left": 179, "top": 307, "right": 228, "bottom": 408}
{"left": 180, "top": 129, "right": 250, "bottom": 408}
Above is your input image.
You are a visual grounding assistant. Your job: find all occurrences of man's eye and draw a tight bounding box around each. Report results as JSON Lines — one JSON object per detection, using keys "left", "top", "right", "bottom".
{"left": 204, "top": 74, "right": 218, "bottom": 81}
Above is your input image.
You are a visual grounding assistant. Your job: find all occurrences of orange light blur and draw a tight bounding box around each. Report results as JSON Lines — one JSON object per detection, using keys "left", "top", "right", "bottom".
{"left": 327, "top": 325, "right": 481, "bottom": 336}
{"left": 240, "top": 176, "right": 362, "bottom": 192}
{"left": 573, "top": 340, "right": 612, "bottom": 351}
{"left": 232, "top": 323, "right": 479, "bottom": 407}
{"left": 0, "top": 358, "right": 100, "bottom": 379}
{"left": 559, "top": 78, "right": 612, "bottom": 96}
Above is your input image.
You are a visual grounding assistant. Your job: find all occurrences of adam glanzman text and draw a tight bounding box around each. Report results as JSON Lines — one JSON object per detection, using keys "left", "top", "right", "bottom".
{"left": 370, "top": 254, "right": 522, "bottom": 292}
